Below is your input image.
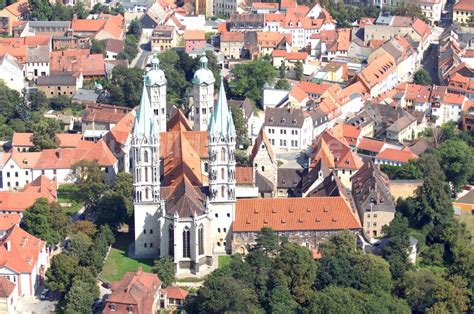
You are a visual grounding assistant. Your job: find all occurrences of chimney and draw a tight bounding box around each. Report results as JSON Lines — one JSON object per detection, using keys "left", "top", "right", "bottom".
{"left": 55, "top": 151, "right": 61, "bottom": 159}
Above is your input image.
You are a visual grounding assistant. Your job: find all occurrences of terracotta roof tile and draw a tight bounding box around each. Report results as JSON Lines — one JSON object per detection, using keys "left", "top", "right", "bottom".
{"left": 289, "top": 85, "right": 308, "bottom": 103}
{"left": 375, "top": 148, "right": 418, "bottom": 163}
{"left": 184, "top": 30, "right": 205, "bottom": 40}
{"left": 0, "top": 225, "right": 46, "bottom": 273}
{"left": 236, "top": 167, "right": 253, "bottom": 185}
{"left": 221, "top": 31, "right": 244, "bottom": 42}
{"left": 0, "top": 213, "right": 20, "bottom": 231}
{"left": 298, "top": 81, "right": 330, "bottom": 96}
{"left": 357, "top": 137, "right": 385, "bottom": 153}
{"left": 0, "top": 277, "right": 15, "bottom": 298}
{"left": 234, "top": 197, "right": 361, "bottom": 232}
{"left": 163, "top": 285, "right": 189, "bottom": 300}
{"left": 454, "top": 0, "right": 474, "bottom": 11}
{"left": 250, "top": 128, "right": 275, "bottom": 164}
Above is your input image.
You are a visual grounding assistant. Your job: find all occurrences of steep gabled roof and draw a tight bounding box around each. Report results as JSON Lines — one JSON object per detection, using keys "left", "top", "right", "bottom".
{"left": 167, "top": 109, "right": 193, "bottom": 131}
{"left": 250, "top": 128, "right": 275, "bottom": 164}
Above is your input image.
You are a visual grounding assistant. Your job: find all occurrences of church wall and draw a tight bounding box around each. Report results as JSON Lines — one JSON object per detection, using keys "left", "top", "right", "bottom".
{"left": 253, "top": 147, "right": 277, "bottom": 194}
{"left": 134, "top": 203, "right": 162, "bottom": 257}
{"left": 210, "top": 202, "right": 235, "bottom": 254}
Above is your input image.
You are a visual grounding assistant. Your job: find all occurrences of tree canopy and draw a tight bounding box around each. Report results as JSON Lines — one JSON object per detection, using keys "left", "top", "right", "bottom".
{"left": 152, "top": 256, "right": 175, "bottom": 288}
{"left": 413, "top": 69, "right": 432, "bottom": 86}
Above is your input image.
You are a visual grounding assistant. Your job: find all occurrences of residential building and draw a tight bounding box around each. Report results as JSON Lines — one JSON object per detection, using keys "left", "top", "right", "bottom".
{"left": 264, "top": 106, "right": 313, "bottom": 151}
{"left": 251, "top": 2, "right": 279, "bottom": 14}
{"left": 25, "top": 44, "right": 50, "bottom": 80}
{"left": 453, "top": 0, "right": 474, "bottom": 25}
{"left": 0, "top": 0, "right": 27, "bottom": 35}
{"left": 385, "top": 114, "right": 418, "bottom": 143}
{"left": 271, "top": 50, "right": 308, "bottom": 70}
{"left": 352, "top": 161, "right": 396, "bottom": 241}
{"left": 18, "top": 20, "right": 70, "bottom": 37}
{"left": 0, "top": 175, "right": 57, "bottom": 215}
{"left": 257, "top": 32, "right": 291, "bottom": 57}
{"left": 430, "top": 86, "right": 466, "bottom": 126}
{"left": 462, "top": 100, "right": 474, "bottom": 131}
{"left": 71, "top": 14, "right": 124, "bottom": 40}
{"left": 232, "top": 197, "right": 362, "bottom": 254}
{"left": 229, "top": 13, "right": 265, "bottom": 31}
{"left": 104, "top": 38, "right": 124, "bottom": 60}
{"left": 310, "top": 130, "right": 363, "bottom": 188}
{"left": 184, "top": 30, "right": 206, "bottom": 54}
{"left": 416, "top": 0, "right": 444, "bottom": 26}
{"left": 49, "top": 49, "right": 106, "bottom": 79}
{"left": 151, "top": 25, "right": 177, "bottom": 52}
{"left": 11, "top": 133, "right": 84, "bottom": 152}
{"left": 214, "top": 0, "right": 244, "bottom": 17}
{"left": 250, "top": 128, "right": 277, "bottom": 195}
{"left": 81, "top": 103, "right": 132, "bottom": 134}
{"left": 374, "top": 148, "right": 418, "bottom": 166}
{"left": 0, "top": 225, "right": 49, "bottom": 297}
{"left": 0, "top": 53, "right": 24, "bottom": 92}
{"left": 220, "top": 31, "right": 244, "bottom": 59}
{"left": 37, "top": 73, "right": 83, "bottom": 98}
{"left": 358, "top": 52, "right": 397, "bottom": 98}
{"left": 0, "top": 277, "right": 17, "bottom": 314}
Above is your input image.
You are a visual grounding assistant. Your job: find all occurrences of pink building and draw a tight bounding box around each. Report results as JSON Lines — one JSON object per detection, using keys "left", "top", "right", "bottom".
{"left": 184, "top": 30, "right": 206, "bottom": 53}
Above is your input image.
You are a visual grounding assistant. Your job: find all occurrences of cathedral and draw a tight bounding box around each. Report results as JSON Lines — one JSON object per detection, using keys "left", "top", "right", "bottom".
{"left": 132, "top": 54, "right": 236, "bottom": 275}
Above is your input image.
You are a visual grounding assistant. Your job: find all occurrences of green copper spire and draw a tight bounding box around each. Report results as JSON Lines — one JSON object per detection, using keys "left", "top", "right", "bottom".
{"left": 133, "top": 78, "right": 156, "bottom": 138}
{"left": 209, "top": 76, "right": 235, "bottom": 140}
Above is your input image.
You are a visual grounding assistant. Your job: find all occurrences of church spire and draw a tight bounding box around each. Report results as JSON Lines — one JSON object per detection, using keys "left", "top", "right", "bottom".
{"left": 209, "top": 76, "right": 235, "bottom": 141}
{"left": 133, "top": 79, "right": 156, "bottom": 139}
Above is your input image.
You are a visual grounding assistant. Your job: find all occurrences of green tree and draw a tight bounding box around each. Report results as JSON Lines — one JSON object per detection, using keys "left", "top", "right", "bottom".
{"left": 308, "top": 286, "right": 410, "bottom": 314}
{"left": 279, "top": 60, "right": 285, "bottom": 79}
{"left": 294, "top": 61, "right": 303, "bottom": 81}
{"left": 16, "top": 88, "right": 30, "bottom": 123}
{"left": 68, "top": 160, "right": 105, "bottom": 210}
{"left": 271, "top": 241, "right": 317, "bottom": 304}
{"left": 381, "top": 160, "right": 422, "bottom": 180}
{"left": 152, "top": 256, "right": 175, "bottom": 287}
{"left": 253, "top": 227, "right": 279, "bottom": 255}
{"left": 71, "top": 220, "right": 97, "bottom": 237}
{"left": 229, "top": 58, "right": 276, "bottom": 103}
{"left": 381, "top": 214, "right": 412, "bottom": 279}
{"left": 108, "top": 65, "right": 144, "bottom": 107}
{"left": 90, "top": 39, "right": 106, "bottom": 55}
{"left": 229, "top": 102, "right": 250, "bottom": 148}
{"left": 274, "top": 79, "right": 291, "bottom": 90}
{"left": 400, "top": 269, "right": 469, "bottom": 313}
{"left": 0, "top": 81, "right": 20, "bottom": 119}
{"left": 29, "top": 90, "right": 48, "bottom": 111}
{"left": 28, "top": 0, "right": 52, "bottom": 20}
{"left": 117, "top": 35, "right": 139, "bottom": 62}
{"left": 68, "top": 232, "right": 93, "bottom": 263}
{"left": 64, "top": 278, "right": 100, "bottom": 313}
{"left": 413, "top": 69, "right": 432, "bottom": 85}
{"left": 45, "top": 254, "right": 79, "bottom": 293}
{"left": 50, "top": 3, "right": 73, "bottom": 20}
{"left": 195, "top": 275, "right": 262, "bottom": 314}
{"left": 267, "top": 285, "right": 299, "bottom": 314}
{"left": 235, "top": 149, "right": 249, "bottom": 166}
{"left": 21, "top": 198, "right": 70, "bottom": 245}
{"left": 436, "top": 139, "right": 474, "bottom": 192}
{"left": 112, "top": 172, "right": 133, "bottom": 215}
{"left": 73, "top": 2, "right": 88, "bottom": 19}
{"left": 49, "top": 94, "right": 71, "bottom": 111}
{"left": 127, "top": 18, "right": 142, "bottom": 40}
{"left": 94, "top": 191, "right": 129, "bottom": 230}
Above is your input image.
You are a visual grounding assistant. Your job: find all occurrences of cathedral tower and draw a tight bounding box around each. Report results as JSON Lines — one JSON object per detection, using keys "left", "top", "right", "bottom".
{"left": 146, "top": 54, "right": 167, "bottom": 132}
{"left": 133, "top": 78, "right": 162, "bottom": 257}
{"left": 208, "top": 76, "right": 236, "bottom": 254}
{"left": 192, "top": 53, "right": 215, "bottom": 131}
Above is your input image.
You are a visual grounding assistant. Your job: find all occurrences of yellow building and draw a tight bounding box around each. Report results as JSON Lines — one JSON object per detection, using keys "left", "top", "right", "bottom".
{"left": 453, "top": 0, "right": 474, "bottom": 25}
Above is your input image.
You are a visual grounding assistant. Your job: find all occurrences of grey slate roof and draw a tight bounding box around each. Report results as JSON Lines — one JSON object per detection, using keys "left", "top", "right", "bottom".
{"left": 27, "top": 45, "right": 50, "bottom": 63}
{"left": 264, "top": 106, "right": 307, "bottom": 128}
{"left": 29, "top": 21, "right": 70, "bottom": 28}
{"left": 37, "top": 74, "right": 77, "bottom": 86}
{"left": 277, "top": 168, "right": 304, "bottom": 189}
{"left": 255, "top": 171, "right": 274, "bottom": 193}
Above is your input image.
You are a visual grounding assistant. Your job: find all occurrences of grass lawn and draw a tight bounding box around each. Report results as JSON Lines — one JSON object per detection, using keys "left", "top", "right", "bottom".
{"left": 57, "top": 184, "right": 83, "bottom": 216}
{"left": 218, "top": 255, "right": 232, "bottom": 268}
{"left": 456, "top": 210, "right": 474, "bottom": 244}
{"left": 100, "top": 232, "right": 154, "bottom": 283}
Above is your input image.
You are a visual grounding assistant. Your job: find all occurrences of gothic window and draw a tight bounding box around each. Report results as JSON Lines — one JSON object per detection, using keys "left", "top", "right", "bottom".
{"left": 145, "top": 168, "right": 149, "bottom": 182}
{"left": 221, "top": 168, "right": 225, "bottom": 180}
{"left": 198, "top": 225, "right": 204, "bottom": 255}
{"left": 183, "top": 228, "right": 191, "bottom": 258}
{"left": 221, "top": 186, "right": 225, "bottom": 198}
{"left": 144, "top": 150, "right": 149, "bottom": 163}
{"left": 168, "top": 225, "right": 174, "bottom": 257}
{"left": 221, "top": 148, "right": 226, "bottom": 161}
{"left": 145, "top": 188, "right": 149, "bottom": 200}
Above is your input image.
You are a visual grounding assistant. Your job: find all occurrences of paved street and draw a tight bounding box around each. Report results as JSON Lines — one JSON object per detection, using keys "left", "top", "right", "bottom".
{"left": 422, "top": 44, "right": 440, "bottom": 85}
{"left": 17, "top": 297, "right": 57, "bottom": 314}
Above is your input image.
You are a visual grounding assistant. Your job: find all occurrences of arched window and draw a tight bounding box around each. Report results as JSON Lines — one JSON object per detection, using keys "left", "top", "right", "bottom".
{"left": 145, "top": 188, "right": 149, "bottom": 200}
{"left": 198, "top": 225, "right": 204, "bottom": 255}
{"left": 145, "top": 168, "right": 149, "bottom": 182}
{"left": 168, "top": 225, "right": 174, "bottom": 257}
{"left": 221, "top": 168, "right": 225, "bottom": 180}
{"left": 221, "top": 186, "right": 225, "bottom": 198}
{"left": 183, "top": 228, "right": 191, "bottom": 258}
{"left": 221, "top": 148, "right": 226, "bottom": 162}
{"left": 144, "top": 150, "right": 149, "bottom": 163}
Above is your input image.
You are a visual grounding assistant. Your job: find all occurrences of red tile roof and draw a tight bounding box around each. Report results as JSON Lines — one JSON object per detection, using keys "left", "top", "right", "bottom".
{"left": 375, "top": 148, "right": 418, "bottom": 163}
{"left": 163, "top": 286, "right": 189, "bottom": 300}
{"left": 298, "top": 81, "right": 330, "bottom": 96}
{"left": 357, "top": 137, "right": 385, "bottom": 153}
{"left": 0, "top": 176, "right": 57, "bottom": 212}
{"left": 234, "top": 197, "right": 361, "bottom": 232}
{"left": 411, "top": 18, "right": 431, "bottom": 40}
{"left": 250, "top": 128, "right": 275, "bottom": 164}
{"left": 221, "top": 31, "right": 244, "bottom": 42}
{"left": 50, "top": 49, "right": 105, "bottom": 77}
{"left": 0, "top": 214, "right": 20, "bottom": 231}
{"left": 0, "top": 225, "right": 46, "bottom": 273}
{"left": 0, "top": 277, "right": 15, "bottom": 298}
{"left": 12, "top": 133, "right": 84, "bottom": 148}
{"left": 252, "top": 2, "right": 279, "bottom": 9}
{"left": 236, "top": 167, "right": 253, "bottom": 185}
{"left": 454, "top": 0, "right": 474, "bottom": 11}
{"left": 184, "top": 30, "right": 205, "bottom": 40}
{"left": 289, "top": 85, "right": 308, "bottom": 103}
